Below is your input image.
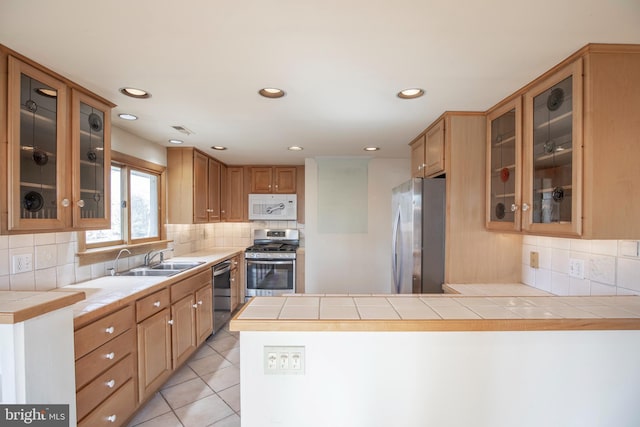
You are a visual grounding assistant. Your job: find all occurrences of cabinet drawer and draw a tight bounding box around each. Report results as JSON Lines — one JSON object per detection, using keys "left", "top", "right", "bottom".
{"left": 171, "top": 270, "right": 211, "bottom": 302}
{"left": 75, "top": 305, "right": 134, "bottom": 359}
{"left": 75, "top": 328, "right": 135, "bottom": 390}
{"left": 77, "top": 354, "right": 134, "bottom": 421}
{"left": 136, "top": 288, "right": 170, "bottom": 322}
{"left": 78, "top": 378, "right": 136, "bottom": 427}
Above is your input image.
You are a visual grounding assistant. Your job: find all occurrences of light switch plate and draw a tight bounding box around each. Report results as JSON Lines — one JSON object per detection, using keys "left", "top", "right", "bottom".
{"left": 264, "top": 346, "right": 305, "bottom": 375}
{"left": 569, "top": 258, "right": 585, "bottom": 279}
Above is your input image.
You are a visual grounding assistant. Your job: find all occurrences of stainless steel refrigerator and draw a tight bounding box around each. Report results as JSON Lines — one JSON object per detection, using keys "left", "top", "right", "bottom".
{"left": 391, "top": 178, "right": 445, "bottom": 294}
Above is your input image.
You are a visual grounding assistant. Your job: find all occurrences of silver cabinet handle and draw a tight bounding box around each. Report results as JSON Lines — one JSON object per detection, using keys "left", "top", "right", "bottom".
{"left": 105, "top": 326, "right": 115, "bottom": 334}
{"left": 105, "top": 352, "right": 115, "bottom": 360}
{"left": 197, "top": 300, "right": 203, "bottom": 305}
{"left": 192, "top": 303, "right": 198, "bottom": 308}
{"left": 522, "top": 203, "right": 530, "bottom": 212}
{"left": 107, "top": 415, "right": 117, "bottom": 423}
{"left": 153, "top": 301, "right": 161, "bottom": 307}
{"left": 510, "top": 204, "right": 518, "bottom": 212}
{"left": 168, "top": 319, "right": 174, "bottom": 325}
{"left": 106, "top": 379, "right": 115, "bottom": 388}
{"left": 77, "top": 199, "right": 85, "bottom": 208}
{"left": 61, "top": 198, "right": 70, "bottom": 207}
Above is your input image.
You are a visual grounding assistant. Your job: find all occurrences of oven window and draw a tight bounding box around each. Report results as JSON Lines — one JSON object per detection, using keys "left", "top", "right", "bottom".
{"left": 246, "top": 260, "right": 294, "bottom": 290}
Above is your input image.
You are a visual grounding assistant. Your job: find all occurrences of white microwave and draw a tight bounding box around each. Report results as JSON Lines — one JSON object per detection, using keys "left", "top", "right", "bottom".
{"left": 248, "top": 194, "right": 297, "bottom": 221}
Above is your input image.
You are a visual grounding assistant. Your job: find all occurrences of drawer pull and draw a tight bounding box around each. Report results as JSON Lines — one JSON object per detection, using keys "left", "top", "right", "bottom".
{"left": 153, "top": 301, "right": 161, "bottom": 307}
{"left": 105, "top": 326, "right": 115, "bottom": 334}
{"left": 168, "top": 319, "right": 174, "bottom": 325}
{"left": 106, "top": 414, "right": 117, "bottom": 423}
{"left": 105, "top": 352, "right": 115, "bottom": 360}
{"left": 106, "top": 379, "right": 116, "bottom": 388}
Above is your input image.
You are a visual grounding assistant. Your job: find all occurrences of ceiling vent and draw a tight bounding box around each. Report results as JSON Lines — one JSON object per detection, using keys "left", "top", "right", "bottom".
{"left": 171, "top": 125, "right": 194, "bottom": 135}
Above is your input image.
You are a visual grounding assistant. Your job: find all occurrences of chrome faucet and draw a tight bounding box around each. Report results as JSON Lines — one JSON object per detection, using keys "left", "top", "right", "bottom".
{"left": 110, "top": 248, "right": 131, "bottom": 276}
{"left": 144, "top": 248, "right": 174, "bottom": 266}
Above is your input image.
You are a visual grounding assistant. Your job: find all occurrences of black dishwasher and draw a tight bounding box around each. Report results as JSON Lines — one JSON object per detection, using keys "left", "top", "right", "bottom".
{"left": 213, "top": 260, "right": 232, "bottom": 333}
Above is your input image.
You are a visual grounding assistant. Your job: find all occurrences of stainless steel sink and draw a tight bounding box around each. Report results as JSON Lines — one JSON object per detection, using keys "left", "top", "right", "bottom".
{"left": 150, "top": 261, "right": 205, "bottom": 270}
{"left": 117, "top": 260, "right": 204, "bottom": 277}
{"left": 119, "top": 268, "right": 182, "bottom": 277}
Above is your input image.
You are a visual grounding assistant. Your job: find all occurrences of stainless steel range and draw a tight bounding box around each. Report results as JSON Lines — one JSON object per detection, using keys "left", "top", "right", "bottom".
{"left": 245, "top": 229, "right": 299, "bottom": 299}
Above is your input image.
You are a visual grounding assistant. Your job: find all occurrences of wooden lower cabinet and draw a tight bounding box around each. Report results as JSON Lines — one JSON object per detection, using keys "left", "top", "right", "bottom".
{"left": 78, "top": 379, "right": 136, "bottom": 427}
{"left": 171, "top": 294, "right": 197, "bottom": 367}
{"left": 75, "top": 260, "right": 233, "bottom": 426}
{"left": 74, "top": 306, "right": 136, "bottom": 427}
{"left": 195, "top": 284, "right": 214, "bottom": 345}
{"left": 137, "top": 309, "right": 172, "bottom": 401}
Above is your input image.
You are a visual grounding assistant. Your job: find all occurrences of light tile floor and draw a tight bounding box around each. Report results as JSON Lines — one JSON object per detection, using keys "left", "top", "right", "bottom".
{"left": 127, "top": 323, "right": 241, "bottom": 427}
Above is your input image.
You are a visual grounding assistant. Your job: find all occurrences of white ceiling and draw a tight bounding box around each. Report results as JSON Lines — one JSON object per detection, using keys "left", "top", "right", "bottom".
{"left": 2, "top": 0, "right": 640, "bottom": 165}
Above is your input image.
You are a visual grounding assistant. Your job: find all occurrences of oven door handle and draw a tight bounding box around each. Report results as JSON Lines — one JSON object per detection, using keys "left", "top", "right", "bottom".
{"left": 247, "top": 260, "right": 294, "bottom": 265}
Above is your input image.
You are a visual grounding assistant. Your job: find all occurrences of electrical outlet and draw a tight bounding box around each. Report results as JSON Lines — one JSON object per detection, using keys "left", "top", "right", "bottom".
{"left": 12, "top": 254, "right": 33, "bottom": 274}
{"left": 264, "top": 346, "right": 305, "bottom": 375}
{"left": 530, "top": 251, "right": 539, "bottom": 269}
{"left": 569, "top": 258, "right": 585, "bottom": 279}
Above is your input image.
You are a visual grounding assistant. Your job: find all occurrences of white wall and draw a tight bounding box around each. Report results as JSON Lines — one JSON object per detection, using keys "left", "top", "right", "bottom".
{"left": 522, "top": 236, "right": 640, "bottom": 295}
{"left": 305, "top": 157, "right": 409, "bottom": 294}
{"left": 111, "top": 126, "right": 167, "bottom": 166}
{"left": 240, "top": 330, "right": 640, "bottom": 427}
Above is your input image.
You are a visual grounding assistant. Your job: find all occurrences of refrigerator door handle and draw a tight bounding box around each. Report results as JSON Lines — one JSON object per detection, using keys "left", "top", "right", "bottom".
{"left": 392, "top": 208, "right": 402, "bottom": 293}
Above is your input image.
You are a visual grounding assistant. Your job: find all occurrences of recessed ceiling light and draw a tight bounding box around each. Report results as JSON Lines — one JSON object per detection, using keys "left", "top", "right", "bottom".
{"left": 120, "top": 87, "right": 151, "bottom": 99}
{"left": 211, "top": 146, "right": 227, "bottom": 151}
{"left": 259, "top": 87, "right": 285, "bottom": 98}
{"left": 169, "top": 139, "right": 183, "bottom": 144}
{"left": 288, "top": 146, "right": 304, "bottom": 151}
{"left": 397, "top": 88, "right": 424, "bottom": 99}
{"left": 364, "top": 147, "right": 380, "bottom": 151}
{"left": 35, "top": 88, "right": 57, "bottom": 98}
{"left": 118, "top": 113, "right": 138, "bottom": 120}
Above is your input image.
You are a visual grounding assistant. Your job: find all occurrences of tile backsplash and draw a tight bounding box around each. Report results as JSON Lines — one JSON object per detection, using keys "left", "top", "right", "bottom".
{"left": 0, "top": 221, "right": 303, "bottom": 291}
{"left": 522, "top": 236, "right": 640, "bottom": 296}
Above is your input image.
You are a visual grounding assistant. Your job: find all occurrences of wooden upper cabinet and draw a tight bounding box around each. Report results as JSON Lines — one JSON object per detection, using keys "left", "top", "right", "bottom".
{"left": 425, "top": 119, "right": 445, "bottom": 177}
{"left": 486, "top": 97, "right": 522, "bottom": 232}
{"left": 522, "top": 59, "right": 582, "bottom": 236}
{"left": 250, "top": 166, "right": 296, "bottom": 193}
{"left": 485, "top": 44, "right": 640, "bottom": 239}
{"left": 410, "top": 134, "right": 426, "bottom": 178}
{"left": 192, "top": 150, "right": 209, "bottom": 223}
{"left": 225, "top": 166, "right": 246, "bottom": 222}
{"left": 71, "top": 89, "right": 111, "bottom": 230}
{"left": 3, "top": 51, "right": 113, "bottom": 233}
{"left": 167, "top": 147, "right": 221, "bottom": 224}
{"left": 207, "top": 157, "right": 221, "bottom": 222}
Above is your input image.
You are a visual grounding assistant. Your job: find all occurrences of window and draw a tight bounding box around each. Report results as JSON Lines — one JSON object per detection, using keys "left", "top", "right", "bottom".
{"left": 85, "top": 151, "right": 165, "bottom": 248}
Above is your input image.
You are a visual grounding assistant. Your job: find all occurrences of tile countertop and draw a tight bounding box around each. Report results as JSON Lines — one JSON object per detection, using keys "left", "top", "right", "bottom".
{"left": 0, "top": 290, "right": 86, "bottom": 324}
{"left": 53, "top": 247, "right": 245, "bottom": 328}
{"left": 230, "top": 294, "right": 640, "bottom": 332}
{"left": 444, "top": 283, "right": 553, "bottom": 296}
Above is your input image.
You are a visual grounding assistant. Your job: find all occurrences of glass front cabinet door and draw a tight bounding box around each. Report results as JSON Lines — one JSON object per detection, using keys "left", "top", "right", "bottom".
{"left": 72, "top": 89, "right": 111, "bottom": 229}
{"left": 522, "top": 59, "right": 583, "bottom": 236}
{"left": 6, "top": 55, "right": 111, "bottom": 232}
{"left": 486, "top": 97, "right": 521, "bottom": 231}
{"left": 7, "top": 56, "right": 69, "bottom": 231}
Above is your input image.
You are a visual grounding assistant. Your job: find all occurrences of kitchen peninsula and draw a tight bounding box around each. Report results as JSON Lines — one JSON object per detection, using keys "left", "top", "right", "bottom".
{"left": 231, "top": 294, "right": 640, "bottom": 427}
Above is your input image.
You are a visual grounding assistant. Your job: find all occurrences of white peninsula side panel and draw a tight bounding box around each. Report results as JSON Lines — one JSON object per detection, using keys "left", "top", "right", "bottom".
{"left": 0, "top": 308, "right": 77, "bottom": 426}
{"left": 240, "top": 330, "right": 640, "bottom": 427}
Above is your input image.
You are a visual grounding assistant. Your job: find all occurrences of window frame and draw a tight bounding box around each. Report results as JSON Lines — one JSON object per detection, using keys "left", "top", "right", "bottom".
{"left": 78, "top": 151, "right": 167, "bottom": 260}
